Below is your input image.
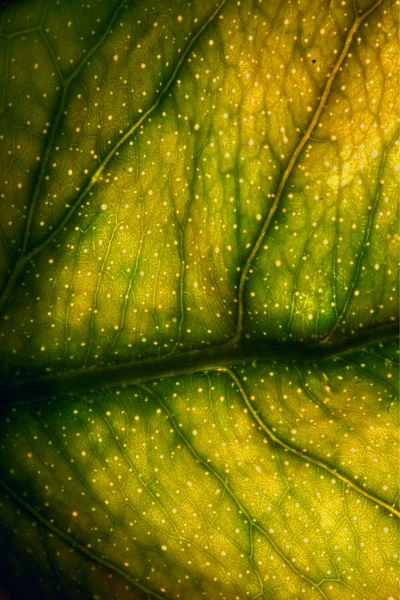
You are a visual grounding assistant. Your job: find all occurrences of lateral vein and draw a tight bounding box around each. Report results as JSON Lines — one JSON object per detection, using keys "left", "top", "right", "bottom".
{"left": 233, "top": 0, "right": 383, "bottom": 343}
{"left": 221, "top": 366, "right": 400, "bottom": 518}
{"left": 0, "top": 477, "right": 169, "bottom": 600}
{"left": 0, "top": 0, "right": 228, "bottom": 316}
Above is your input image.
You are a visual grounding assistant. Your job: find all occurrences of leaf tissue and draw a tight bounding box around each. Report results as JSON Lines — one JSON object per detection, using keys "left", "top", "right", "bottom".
{"left": 0, "top": 0, "right": 398, "bottom": 598}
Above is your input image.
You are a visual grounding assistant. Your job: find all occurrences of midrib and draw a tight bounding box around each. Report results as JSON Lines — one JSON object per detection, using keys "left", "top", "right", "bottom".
{"left": 0, "top": 320, "right": 397, "bottom": 405}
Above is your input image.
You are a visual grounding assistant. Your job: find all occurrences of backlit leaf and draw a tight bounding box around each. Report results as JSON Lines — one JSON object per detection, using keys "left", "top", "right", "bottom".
{"left": 0, "top": 0, "right": 398, "bottom": 598}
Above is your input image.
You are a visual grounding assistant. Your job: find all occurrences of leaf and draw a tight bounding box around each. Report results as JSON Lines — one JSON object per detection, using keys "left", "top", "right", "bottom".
{"left": 0, "top": 0, "right": 398, "bottom": 598}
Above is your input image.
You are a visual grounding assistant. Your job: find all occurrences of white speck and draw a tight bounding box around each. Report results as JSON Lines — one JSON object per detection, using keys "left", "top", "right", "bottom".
{"left": 249, "top": 139, "right": 254, "bottom": 146}
{"left": 113, "top": 54, "right": 119, "bottom": 61}
{"left": 275, "top": 260, "right": 281, "bottom": 267}
{"left": 308, "top": 314, "right": 313, "bottom": 320}
{"left": 161, "top": 545, "right": 167, "bottom": 551}
{"left": 68, "top": 169, "right": 73, "bottom": 176}
{"left": 208, "top": 39, "right": 214, "bottom": 46}
{"left": 101, "top": 204, "right": 107, "bottom": 210}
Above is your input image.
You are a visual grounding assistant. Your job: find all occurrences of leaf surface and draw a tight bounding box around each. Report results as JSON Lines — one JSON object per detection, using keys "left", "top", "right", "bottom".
{"left": 0, "top": 0, "right": 398, "bottom": 598}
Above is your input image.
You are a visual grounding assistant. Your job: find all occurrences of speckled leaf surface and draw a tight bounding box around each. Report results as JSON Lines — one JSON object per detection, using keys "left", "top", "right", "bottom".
{"left": 0, "top": 0, "right": 398, "bottom": 598}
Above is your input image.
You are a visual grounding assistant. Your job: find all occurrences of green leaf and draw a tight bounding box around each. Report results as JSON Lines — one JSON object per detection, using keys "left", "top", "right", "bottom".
{"left": 0, "top": 0, "right": 398, "bottom": 598}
